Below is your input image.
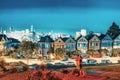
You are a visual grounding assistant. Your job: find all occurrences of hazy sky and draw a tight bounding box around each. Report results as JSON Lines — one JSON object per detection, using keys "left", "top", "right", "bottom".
{"left": 0, "top": 0, "right": 120, "bottom": 35}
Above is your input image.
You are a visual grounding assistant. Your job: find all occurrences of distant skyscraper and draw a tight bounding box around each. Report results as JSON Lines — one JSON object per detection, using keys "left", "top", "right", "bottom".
{"left": 26, "top": 29, "right": 30, "bottom": 33}
{"left": 75, "top": 29, "right": 87, "bottom": 39}
{"left": 10, "top": 27, "right": 13, "bottom": 33}
{"left": 3, "top": 30, "right": 6, "bottom": 34}
{"left": 76, "top": 32, "right": 81, "bottom": 38}
{"left": 31, "top": 25, "right": 33, "bottom": 32}
{"left": 81, "top": 29, "right": 86, "bottom": 36}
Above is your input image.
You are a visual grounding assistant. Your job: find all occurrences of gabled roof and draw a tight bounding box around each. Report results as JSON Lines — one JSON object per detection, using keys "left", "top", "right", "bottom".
{"left": 55, "top": 36, "right": 75, "bottom": 43}
{"left": 0, "top": 34, "right": 8, "bottom": 41}
{"left": 86, "top": 34, "right": 100, "bottom": 41}
{"left": 8, "top": 38, "right": 21, "bottom": 43}
{"left": 62, "top": 36, "right": 75, "bottom": 42}
{"left": 86, "top": 34, "right": 96, "bottom": 40}
{"left": 54, "top": 37, "right": 64, "bottom": 43}
{"left": 76, "top": 35, "right": 82, "bottom": 41}
{"left": 62, "top": 37, "right": 69, "bottom": 42}
{"left": 98, "top": 34, "right": 106, "bottom": 40}
{"left": 39, "top": 35, "right": 54, "bottom": 42}
{"left": 99, "top": 34, "right": 113, "bottom": 41}
{"left": 76, "top": 35, "right": 87, "bottom": 42}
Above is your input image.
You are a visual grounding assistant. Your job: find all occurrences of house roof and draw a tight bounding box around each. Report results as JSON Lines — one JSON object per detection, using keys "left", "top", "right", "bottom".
{"left": 99, "top": 34, "right": 113, "bottom": 40}
{"left": 76, "top": 35, "right": 87, "bottom": 41}
{"left": 111, "top": 33, "right": 120, "bottom": 40}
{"left": 86, "top": 34, "right": 100, "bottom": 41}
{"left": 76, "top": 35, "right": 82, "bottom": 41}
{"left": 62, "top": 37, "right": 69, "bottom": 42}
{"left": 62, "top": 36, "right": 75, "bottom": 42}
{"left": 0, "top": 34, "right": 8, "bottom": 41}
{"left": 39, "top": 35, "right": 54, "bottom": 42}
{"left": 8, "top": 38, "right": 21, "bottom": 43}
{"left": 98, "top": 34, "right": 106, "bottom": 40}
{"left": 86, "top": 34, "right": 95, "bottom": 40}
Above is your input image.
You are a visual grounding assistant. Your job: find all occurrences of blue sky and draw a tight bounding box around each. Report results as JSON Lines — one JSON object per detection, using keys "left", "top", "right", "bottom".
{"left": 0, "top": 0, "right": 120, "bottom": 35}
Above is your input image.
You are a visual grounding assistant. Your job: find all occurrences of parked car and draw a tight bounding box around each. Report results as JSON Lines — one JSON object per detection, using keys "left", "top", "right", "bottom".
{"left": 16, "top": 55, "right": 25, "bottom": 59}
{"left": 118, "top": 60, "right": 120, "bottom": 63}
{"left": 46, "top": 61, "right": 53, "bottom": 65}
{"left": 101, "top": 60, "right": 112, "bottom": 64}
{"left": 82, "top": 59, "right": 97, "bottom": 64}
{"left": 61, "top": 59, "right": 68, "bottom": 61}
{"left": 55, "top": 62, "right": 64, "bottom": 65}
{"left": 29, "top": 64, "right": 40, "bottom": 70}
{"left": 16, "top": 66, "right": 23, "bottom": 71}
{"left": 65, "top": 61, "right": 75, "bottom": 65}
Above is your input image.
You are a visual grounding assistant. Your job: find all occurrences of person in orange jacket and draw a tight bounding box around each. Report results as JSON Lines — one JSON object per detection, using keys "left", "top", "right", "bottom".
{"left": 79, "top": 55, "right": 82, "bottom": 69}
{"left": 76, "top": 54, "right": 82, "bottom": 69}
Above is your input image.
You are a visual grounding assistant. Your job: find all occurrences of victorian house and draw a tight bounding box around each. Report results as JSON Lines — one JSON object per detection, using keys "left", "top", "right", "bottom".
{"left": 63, "top": 36, "right": 76, "bottom": 51}
{"left": 99, "top": 34, "right": 113, "bottom": 51}
{"left": 54, "top": 36, "right": 76, "bottom": 51}
{"left": 76, "top": 36, "right": 88, "bottom": 53}
{"left": 0, "top": 34, "right": 9, "bottom": 49}
{"left": 87, "top": 34, "right": 100, "bottom": 50}
{"left": 54, "top": 37, "right": 66, "bottom": 50}
{"left": 112, "top": 34, "right": 120, "bottom": 49}
{"left": 38, "top": 36, "right": 54, "bottom": 56}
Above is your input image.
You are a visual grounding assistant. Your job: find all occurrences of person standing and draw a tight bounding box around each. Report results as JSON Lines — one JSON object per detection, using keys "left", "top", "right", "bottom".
{"left": 76, "top": 55, "right": 80, "bottom": 69}
{"left": 79, "top": 55, "right": 82, "bottom": 69}
{"left": 76, "top": 55, "right": 82, "bottom": 69}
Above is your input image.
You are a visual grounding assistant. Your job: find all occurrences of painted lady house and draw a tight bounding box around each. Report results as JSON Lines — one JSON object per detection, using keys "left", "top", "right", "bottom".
{"left": 76, "top": 35, "right": 88, "bottom": 53}
{"left": 54, "top": 36, "right": 76, "bottom": 51}
{"left": 38, "top": 35, "right": 54, "bottom": 57}
{"left": 0, "top": 34, "right": 9, "bottom": 55}
{"left": 112, "top": 34, "right": 120, "bottom": 49}
{"left": 63, "top": 36, "right": 76, "bottom": 51}
{"left": 87, "top": 34, "right": 100, "bottom": 51}
{"left": 54, "top": 37, "right": 66, "bottom": 50}
{"left": 99, "top": 34, "right": 113, "bottom": 51}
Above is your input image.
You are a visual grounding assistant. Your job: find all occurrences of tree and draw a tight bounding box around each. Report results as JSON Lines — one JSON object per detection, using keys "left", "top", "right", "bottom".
{"left": 67, "top": 50, "right": 81, "bottom": 59}
{"left": 106, "top": 22, "right": 120, "bottom": 37}
{"left": 17, "top": 41, "right": 38, "bottom": 64}
{"left": 113, "top": 48, "right": 120, "bottom": 57}
{"left": 18, "top": 41, "right": 38, "bottom": 58}
{"left": 86, "top": 50, "right": 95, "bottom": 57}
{"left": 100, "top": 49, "right": 109, "bottom": 57}
{"left": 54, "top": 48, "right": 66, "bottom": 59}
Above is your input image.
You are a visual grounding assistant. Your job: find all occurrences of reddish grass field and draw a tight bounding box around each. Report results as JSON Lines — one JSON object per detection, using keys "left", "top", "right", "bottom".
{"left": 0, "top": 69, "right": 117, "bottom": 80}
{"left": 0, "top": 66, "right": 120, "bottom": 80}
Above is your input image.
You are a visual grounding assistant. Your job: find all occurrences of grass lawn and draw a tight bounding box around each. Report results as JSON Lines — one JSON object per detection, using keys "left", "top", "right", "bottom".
{"left": 83, "top": 64, "right": 120, "bottom": 72}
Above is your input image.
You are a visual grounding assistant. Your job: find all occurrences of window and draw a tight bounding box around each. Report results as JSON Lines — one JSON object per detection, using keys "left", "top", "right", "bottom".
{"left": 42, "top": 44, "right": 45, "bottom": 48}
{"left": 78, "top": 43, "right": 80, "bottom": 47}
{"left": 66, "top": 44, "right": 69, "bottom": 48}
{"left": 96, "top": 43, "right": 98, "bottom": 46}
{"left": 61, "top": 45, "right": 64, "bottom": 48}
{"left": 80, "top": 38, "right": 85, "bottom": 42}
{"left": 107, "top": 43, "right": 110, "bottom": 46}
{"left": 56, "top": 44, "right": 59, "bottom": 47}
{"left": 45, "top": 44, "right": 49, "bottom": 48}
{"left": 71, "top": 44, "right": 74, "bottom": 48}
{"left": 59, "top": 40, "right": 61, "bottom": 43}
{"left": 90, "top": 42, "right": 92, "bottom": 46}
{"left": 83, "top": 43, "right": 86, "bottom": 47}
{"left": 92, "top": 43, "right": 94, "bottom": 47}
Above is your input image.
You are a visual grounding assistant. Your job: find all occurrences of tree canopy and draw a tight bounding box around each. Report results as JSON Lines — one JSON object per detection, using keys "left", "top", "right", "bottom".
{"left": 106, "top": 22, "right": 120, "bottom": 36}
{"left": 18, "top": 41, "right": 38, "bottom": 57}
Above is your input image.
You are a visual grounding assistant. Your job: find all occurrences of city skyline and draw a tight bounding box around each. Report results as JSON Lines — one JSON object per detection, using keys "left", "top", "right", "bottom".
{"left": 0, "top": 0, "right": 120, "bottom": 35}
